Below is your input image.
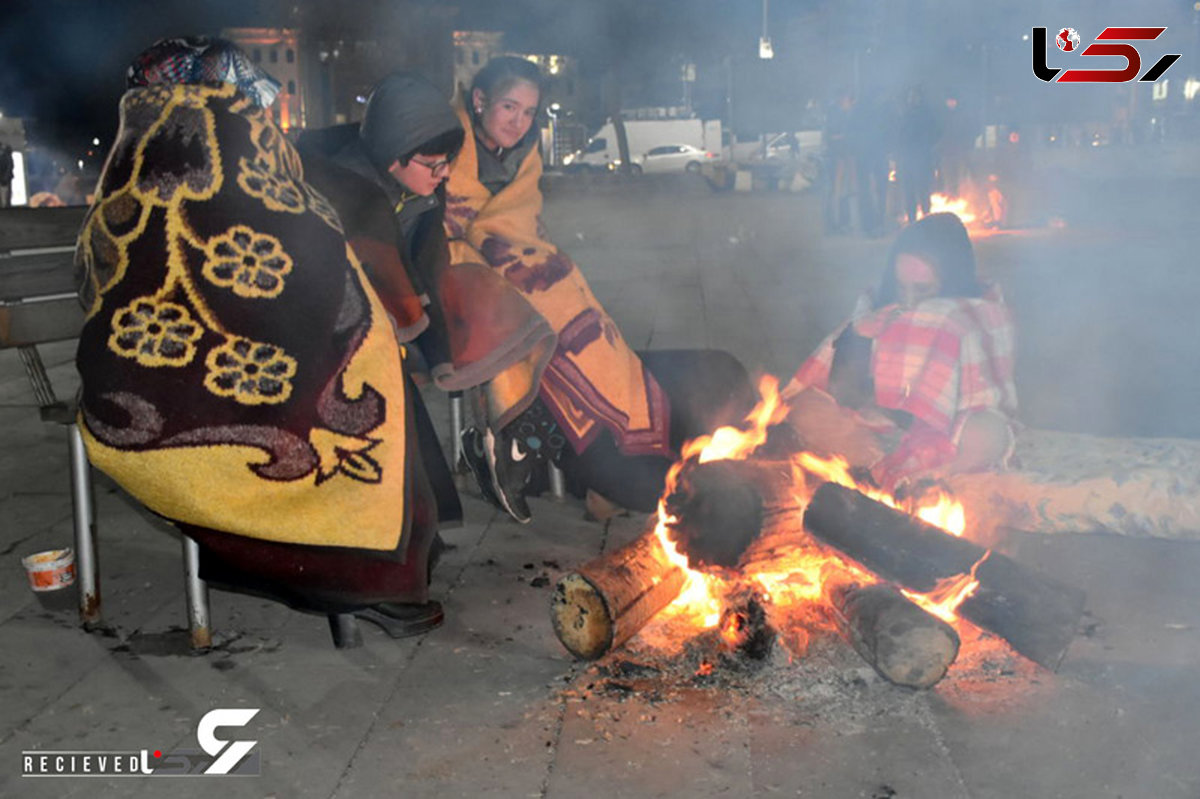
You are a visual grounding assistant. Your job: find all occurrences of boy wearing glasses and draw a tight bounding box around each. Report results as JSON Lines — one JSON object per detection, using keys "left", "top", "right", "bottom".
{"left": 299, "top": 71, "right": 554, "bottom": 523}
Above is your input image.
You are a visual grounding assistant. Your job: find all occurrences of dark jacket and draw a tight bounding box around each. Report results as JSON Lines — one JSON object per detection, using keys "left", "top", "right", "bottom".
{"left": 297, "top": 124, "right": 463, "bottom": 527}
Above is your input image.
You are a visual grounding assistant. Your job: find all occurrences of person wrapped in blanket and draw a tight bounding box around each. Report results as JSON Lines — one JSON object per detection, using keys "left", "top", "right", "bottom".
{"left": 782, "top": 212, "right": 1017, "bottom": 492}
{"left": 74, "top": 37, "right": 450, "bottom": 641}
{"left": 445, "top": 57, "right": 755, "bottom": 523}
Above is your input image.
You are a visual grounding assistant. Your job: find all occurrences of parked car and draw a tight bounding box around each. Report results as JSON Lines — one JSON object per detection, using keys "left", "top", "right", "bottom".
{"left": 633, "top": 143, "right": 718, "bottom": 175}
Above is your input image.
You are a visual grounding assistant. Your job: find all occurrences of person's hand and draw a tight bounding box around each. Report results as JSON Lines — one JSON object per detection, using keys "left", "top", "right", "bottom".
{"left": 870, "top": 420, "right": 955, "bottom": 493}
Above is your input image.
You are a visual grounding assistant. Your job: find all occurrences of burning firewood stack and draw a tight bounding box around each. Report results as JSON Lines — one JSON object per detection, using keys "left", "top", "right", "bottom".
{"left": 551, "top": 378, "right": 1086, "bottom": 690}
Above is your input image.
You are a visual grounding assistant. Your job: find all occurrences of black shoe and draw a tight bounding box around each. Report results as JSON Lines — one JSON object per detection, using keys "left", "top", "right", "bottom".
{"left": 485, "top": 425, "right": 534, "bottom": 524}
{"left": 354, "top": 601, "right": 444, "bottom": 638}
{"left": 461, "top": 426, "right": 502, "bottom": 509}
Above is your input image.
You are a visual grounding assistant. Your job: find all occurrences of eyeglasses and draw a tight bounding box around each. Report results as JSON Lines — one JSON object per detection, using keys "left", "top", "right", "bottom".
{"left": 410, "top": 156, "right": 452, "bottom": 176}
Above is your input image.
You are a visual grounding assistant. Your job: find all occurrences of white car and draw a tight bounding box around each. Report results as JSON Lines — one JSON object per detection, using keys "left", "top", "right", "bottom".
{"left": 633, "top": 143, "right": 718, "bottom": 174}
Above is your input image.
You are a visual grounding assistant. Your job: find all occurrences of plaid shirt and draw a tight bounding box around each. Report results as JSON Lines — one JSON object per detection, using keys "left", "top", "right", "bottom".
{"left": 791, "top": 292, "right": 1017, "bottom": 437}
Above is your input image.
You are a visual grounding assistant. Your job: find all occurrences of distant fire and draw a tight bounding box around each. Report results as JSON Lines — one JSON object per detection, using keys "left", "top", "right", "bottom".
{"left": 918, "top": 187, "right": 1007, "bottom": 232}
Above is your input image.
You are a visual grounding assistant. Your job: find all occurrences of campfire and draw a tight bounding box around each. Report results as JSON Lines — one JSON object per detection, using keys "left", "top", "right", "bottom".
{"left": 551, "top": 378, "right": 1085, "bottom": 690}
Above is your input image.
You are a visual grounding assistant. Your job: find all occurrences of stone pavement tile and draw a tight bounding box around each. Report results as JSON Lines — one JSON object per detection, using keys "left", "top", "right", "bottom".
{"left": 5, "top": 569, "right": 429, "bottom": 799}
{"left": 748, "top": 694, "right": 968, "bottom": 798}
{"left": 0, "top": 340, "right": 79, "bottom": 405}
{"left": 329, "top": 498, "right": 603, "bottom": 798}
{"left": 330, "top": 632, "right": 565, "bottom": 799}
{"left": 1, "top": 491, "right": 73, "bottom": 541}
{"left": 0, "top": 493, "right": 77, "bottom": 625}
{"left": 923, "top": 530, "right": 1200, "bottom": 799}
{"left": 928, "top": 670, "right": 1200, "bottom": 799}
{"left": 0, "top": 413, "right": 70, "bottom": 496}
{"left": 0, "top": 512, "right": 189, "bottom": 731}
{"left": 546, "top": 688, "right": 752, "bottom": 798}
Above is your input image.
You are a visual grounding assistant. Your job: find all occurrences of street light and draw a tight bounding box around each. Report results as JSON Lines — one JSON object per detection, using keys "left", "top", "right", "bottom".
{"left": 759, "top": 0, "right": 774, "bottom": 59}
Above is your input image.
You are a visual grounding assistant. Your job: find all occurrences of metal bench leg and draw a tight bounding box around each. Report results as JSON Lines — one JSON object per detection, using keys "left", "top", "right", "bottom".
{"left": 327, "top": 613, "right": 363, "bottom": 649}
{"left": 548, "top": 462, "right": 566, "bottom": 501}
{"left": 182, "top": 536, "right": 212, "bottom": 650}
{"left": 449, "top": 391, "right": 465, "bottom": 471}
{"left": 68, "top": 424, "right": 101, "bottom": 627}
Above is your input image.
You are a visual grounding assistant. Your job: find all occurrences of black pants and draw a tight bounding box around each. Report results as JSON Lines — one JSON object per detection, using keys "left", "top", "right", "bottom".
{"left": 558, "top": 349, "right": 756, "bottom": 513}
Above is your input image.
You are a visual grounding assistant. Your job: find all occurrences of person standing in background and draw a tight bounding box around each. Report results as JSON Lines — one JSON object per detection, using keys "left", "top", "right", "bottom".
{"left": 896, "top": 86, "right": 939, "bottom": 224}
{"left": 0, "top": 144, "right": 13, "bottom": 207}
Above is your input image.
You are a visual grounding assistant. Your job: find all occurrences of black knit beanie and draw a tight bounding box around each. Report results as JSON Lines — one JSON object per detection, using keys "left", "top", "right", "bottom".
{"left": 360, "top": 71, "right": 462, "bottom": 173}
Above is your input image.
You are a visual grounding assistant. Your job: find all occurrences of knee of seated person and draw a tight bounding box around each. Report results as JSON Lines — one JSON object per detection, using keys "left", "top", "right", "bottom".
{"left": 954, "top": 412, "right": 1010, "bottom": 472}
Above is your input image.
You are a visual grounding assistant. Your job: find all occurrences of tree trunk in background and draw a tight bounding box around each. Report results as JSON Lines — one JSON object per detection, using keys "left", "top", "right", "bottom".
{"left": 603, "top": 67, "right": 634, "bottom": 174}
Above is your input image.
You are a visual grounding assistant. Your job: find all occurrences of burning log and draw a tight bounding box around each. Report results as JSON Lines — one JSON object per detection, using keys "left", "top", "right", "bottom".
{"left": 717, "top": 591, "right": 776, "bottom": 661}
{"left": 823, "top": 574, "right": 960, "bottom": 689}
{"left": 551, "top": 523, "right": 687, "bottom": 660}
{"left": 664, "top": 459, "right": 795, "bottom": 568}
{"left": 804, "top": 483, "right": 1087, "bottom": 670}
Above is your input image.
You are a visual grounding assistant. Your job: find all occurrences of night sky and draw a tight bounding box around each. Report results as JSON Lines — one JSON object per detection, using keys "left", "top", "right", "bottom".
{"left": 0, "top": 0, "right": 743, "bottom": 132}
{"left": 0, "top": 0, "right": 1193, "bottom": 157}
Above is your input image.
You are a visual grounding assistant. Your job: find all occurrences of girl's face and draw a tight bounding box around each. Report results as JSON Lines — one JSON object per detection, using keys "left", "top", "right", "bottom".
{"left": 894, "top": 253, "right": 941, "bottom": 309}
{"left": 473, "top": 80, "right": 540, "bottom": 150}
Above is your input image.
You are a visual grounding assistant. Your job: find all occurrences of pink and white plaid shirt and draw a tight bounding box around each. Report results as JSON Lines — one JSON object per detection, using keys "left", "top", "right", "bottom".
{"left": 790, "top": 292, "right": 1017, "bottom": 438}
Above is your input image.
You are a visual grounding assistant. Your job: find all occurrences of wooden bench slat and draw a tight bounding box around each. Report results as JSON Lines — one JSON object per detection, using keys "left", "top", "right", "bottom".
{"left": 0, "top": 206, "right": 89, "bottom": 252}
{"left": 0, "top": 251, "right": 80, "bottom": 300}
{"left": 0, "top": 298, "right": 85, "bottom": 348}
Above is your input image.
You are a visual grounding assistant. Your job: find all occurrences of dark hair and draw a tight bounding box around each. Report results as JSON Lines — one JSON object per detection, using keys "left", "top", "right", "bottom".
{"left": 398, "top": 128, "right": 464, "bottom": 166}
{"left": 470, "top": 56, "right": 544, "bottom": 113}
{"left": 875, "top": 212, "right": 982, "bottom": 307}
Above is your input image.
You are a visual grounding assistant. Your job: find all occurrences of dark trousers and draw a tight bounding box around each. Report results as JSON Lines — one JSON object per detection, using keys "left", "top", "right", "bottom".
{"left": 559, "top": 349, "right": 756, "bottom": 513}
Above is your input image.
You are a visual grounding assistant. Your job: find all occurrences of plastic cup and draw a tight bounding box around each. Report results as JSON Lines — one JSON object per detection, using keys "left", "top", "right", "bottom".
{"left": 22, "top": 548, "right": 77, "bottom": 612}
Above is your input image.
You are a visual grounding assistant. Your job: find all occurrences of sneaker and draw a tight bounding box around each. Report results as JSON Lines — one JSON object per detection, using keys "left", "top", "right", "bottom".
{"left": 485, "top": 425, "right": 534, "bottom": 524}
{"left": 460, "top": 426, "right": 502, "bottom": 509}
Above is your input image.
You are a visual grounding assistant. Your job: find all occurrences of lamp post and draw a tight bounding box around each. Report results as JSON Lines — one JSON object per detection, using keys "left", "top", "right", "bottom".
{"left": 759, "top": 0, "right": 774, "bottom": 60}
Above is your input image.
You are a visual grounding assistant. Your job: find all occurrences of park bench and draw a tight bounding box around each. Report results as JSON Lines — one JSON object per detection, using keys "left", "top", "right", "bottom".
{"left": 0, "top": 205, "right": 215, "bottom": 648}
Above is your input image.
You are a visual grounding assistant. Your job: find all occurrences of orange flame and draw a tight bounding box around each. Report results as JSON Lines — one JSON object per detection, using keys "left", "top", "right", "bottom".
{"left": 902, "top": 551, "right": 991, "bottom": 623}
{"left": 719, "top": 611, "right": 745, "bottom": 649}
{"left": 682, "top": 375, "right": 788, "bottom": 464}
{"left": 925, "top": 192, "right": 977, "bottom": 225}
{"left": 915, "top": 186, "right": 1008, "bottom": 233}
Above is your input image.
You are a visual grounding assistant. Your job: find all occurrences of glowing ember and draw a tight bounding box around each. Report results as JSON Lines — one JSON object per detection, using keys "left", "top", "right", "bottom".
{"left": 719, "top": 610, "right": 744, "bottom": 648}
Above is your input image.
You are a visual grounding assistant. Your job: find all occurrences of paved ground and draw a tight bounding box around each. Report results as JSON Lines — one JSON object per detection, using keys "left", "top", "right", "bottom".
{"left": 3, "top": 155, "right": 1200, "bottom": 798}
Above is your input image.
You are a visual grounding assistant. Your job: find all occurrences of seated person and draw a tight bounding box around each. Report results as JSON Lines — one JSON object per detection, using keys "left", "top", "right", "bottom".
{"left": 445, "top": 56, "right": 755, "bottom": 521}
{"left": 74, "top": 37, "right": 450, "bottom": 641}
{"left": 783, "top": 212, "right": 1017, "bottom": 491}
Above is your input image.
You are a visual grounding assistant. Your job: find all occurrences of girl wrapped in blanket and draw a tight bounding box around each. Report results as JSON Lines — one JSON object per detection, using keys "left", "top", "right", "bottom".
{"left": 783, "top": 212, "right": 1017, "bottom": 491}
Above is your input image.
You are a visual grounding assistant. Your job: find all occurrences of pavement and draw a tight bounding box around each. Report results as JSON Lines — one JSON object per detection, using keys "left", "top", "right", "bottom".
{"left": 3, "top": 164, "right": 1200, "bottom": 798}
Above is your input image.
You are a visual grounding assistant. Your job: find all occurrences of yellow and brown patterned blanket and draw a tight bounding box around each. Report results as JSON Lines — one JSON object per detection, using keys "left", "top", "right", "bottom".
{"left": 444, "top": 97, "right": 669, "bottom": 457}
{"left": 75, "top": 83, "right": 412, "bottom": 551}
